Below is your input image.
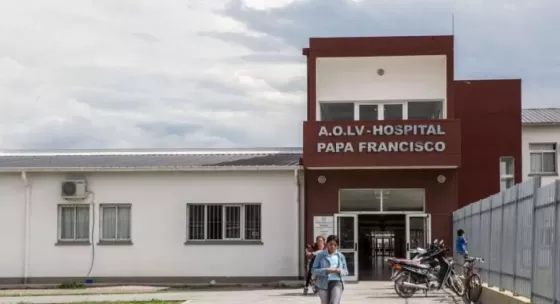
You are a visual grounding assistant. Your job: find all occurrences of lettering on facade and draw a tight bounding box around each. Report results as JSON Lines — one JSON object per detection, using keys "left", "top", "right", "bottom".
{"left": 316, "top": 124, "right": 447, "bottom": 153}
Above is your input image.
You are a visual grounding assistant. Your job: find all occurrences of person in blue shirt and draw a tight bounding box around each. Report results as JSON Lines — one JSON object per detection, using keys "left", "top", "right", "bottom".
{"left": 311, "top": 235, "right": 348, "bottom": 304}
{"left": 456, "top": 229, "right": 468, "bottom": 256}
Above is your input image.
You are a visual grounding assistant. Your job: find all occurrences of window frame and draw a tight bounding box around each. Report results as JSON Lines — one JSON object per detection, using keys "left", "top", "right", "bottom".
{"left": 499, "top": 156, "right": 515, "bottom": 191}
{"left": 317, "top": 100, "right": 444, "bottom": 121}
{"left": 354, "top": 102, "right": 408, "bottom": 121}
{"left": 223, "top": 204, "right": 243, "bottom": 240}
{"left": 406, "top": 100, "right": 444, "bottom": 120}
{"left": 186, "top": 203, "right": 262, "bottom": 243}
{"left": 529, "top": 143, "right": 558, "bottom": 175}
{"left": 57, "top": 204, "right": 90, "bottom": 243}
{"left": 99, "top": 204, "right": 132, "bottom": 243}
{"left": 319, "top": 102, "right": 355, "bottom": 121}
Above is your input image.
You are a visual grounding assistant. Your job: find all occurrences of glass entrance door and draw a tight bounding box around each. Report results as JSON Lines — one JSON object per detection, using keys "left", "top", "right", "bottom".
{"left": 405, "top": 214, "right": 431, "bottom": 259}
{"left": 334, "top": 214, "right": 358, "bottom": 281}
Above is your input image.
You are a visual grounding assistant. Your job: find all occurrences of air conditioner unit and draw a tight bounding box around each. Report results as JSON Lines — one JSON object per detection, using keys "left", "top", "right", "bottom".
{"left": 61, "top": 180, "right": 87, "bottom": 200}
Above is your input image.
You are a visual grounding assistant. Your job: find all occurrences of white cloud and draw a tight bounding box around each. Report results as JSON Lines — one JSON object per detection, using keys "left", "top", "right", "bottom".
{"left": 0, "top": 0, "right": 305, "bottom": 149}
{"left": 0, "top": 0, "right": 557, "bottom": 149}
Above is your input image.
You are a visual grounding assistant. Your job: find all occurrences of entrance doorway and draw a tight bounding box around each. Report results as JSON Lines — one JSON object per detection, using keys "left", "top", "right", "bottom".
{"left": 333, "top": 213, "right": 431, "bottom": 281}
{"left": 358, "top": 214, "right": 405, "bottom": 281}
{"left": 335, "top": 188, "right": 431, "bottom": 281}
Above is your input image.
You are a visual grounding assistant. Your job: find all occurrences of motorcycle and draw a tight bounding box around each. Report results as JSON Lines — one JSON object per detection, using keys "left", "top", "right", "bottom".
{"left": 386, "top": 239, "right": 441, "bottom": 282}
{"left": 392, "top": 240, "right": 465, "bottom": 298}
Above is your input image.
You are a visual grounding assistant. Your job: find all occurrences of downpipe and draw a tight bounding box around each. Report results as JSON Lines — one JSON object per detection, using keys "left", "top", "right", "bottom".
{"left": 294, "top": 169, "right": 303, "bottom": 278}
{"left": 21, "top": 171, "right": 31, "bottom": 285}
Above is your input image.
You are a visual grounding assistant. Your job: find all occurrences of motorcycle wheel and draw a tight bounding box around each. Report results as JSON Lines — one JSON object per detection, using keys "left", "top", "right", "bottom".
{"left": 394, "top": 273, "right": 417, "bottom": 298}
{"left": 466, "top": 273, "right": 482, "bottom": 303}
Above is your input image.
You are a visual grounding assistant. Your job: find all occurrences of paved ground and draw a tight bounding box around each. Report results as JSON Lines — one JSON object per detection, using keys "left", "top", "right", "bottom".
{"left": 0, "top": 282, "right": 466, "bottom": 304}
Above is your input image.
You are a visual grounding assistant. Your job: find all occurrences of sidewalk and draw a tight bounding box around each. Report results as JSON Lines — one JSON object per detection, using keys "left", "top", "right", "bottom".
{"left": 0, "top": 282, "right": 464, "bottom": 304}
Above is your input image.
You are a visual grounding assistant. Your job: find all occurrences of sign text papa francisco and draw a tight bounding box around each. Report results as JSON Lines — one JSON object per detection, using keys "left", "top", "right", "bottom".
{"left": 316, "top": 124, "right": 447, "bottom": 153}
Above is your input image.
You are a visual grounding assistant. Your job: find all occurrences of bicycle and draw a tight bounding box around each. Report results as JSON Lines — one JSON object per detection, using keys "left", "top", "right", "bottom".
{"left": 462, "top": 256, "right": 485, "bottom": 303}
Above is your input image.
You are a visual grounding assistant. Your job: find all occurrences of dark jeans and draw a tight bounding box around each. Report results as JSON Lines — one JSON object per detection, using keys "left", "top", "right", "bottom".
{"left": 305, "top": 256, "right": 316, "bottom": 287}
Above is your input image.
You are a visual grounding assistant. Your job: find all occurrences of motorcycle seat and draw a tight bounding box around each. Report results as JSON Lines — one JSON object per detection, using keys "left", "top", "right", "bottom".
{"left": 401, "top": 260, "right": 431, "bottom": 269}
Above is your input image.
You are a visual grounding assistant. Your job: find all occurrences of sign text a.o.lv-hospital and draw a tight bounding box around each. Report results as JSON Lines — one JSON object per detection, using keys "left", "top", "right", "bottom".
{"left": 316, "top": 124, "right": 447, "bottom": 153}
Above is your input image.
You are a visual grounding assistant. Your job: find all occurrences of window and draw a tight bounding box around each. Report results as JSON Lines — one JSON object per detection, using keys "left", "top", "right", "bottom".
{"left": 320, "top": 103, "right": 354, "bottom": 121}
{"left": 407, "top": 101, "right": 443, "bottom": 120}
{"left": 187, "top": 204, "right": 261, "bottom": 241}
{"left": 500, "top": 156, "right": 515, "bottom": 191}
{"left": 58, "top": 205, "right": 90, "bottom": 242}
{"left": 358, "top": 104, "right": 379, "bottom": 121}
{"left": 384, "top": 104, "right": 404, "bottom": 120}
{"left": 100, "top": 204, "right": 131, "bottom": 241}
{"left": 529, "top": 143, "right": 557, "bottom": 175}
{"left": 339, "top": 189, "right": 424, "bottom": 212}
{"left": 319, "top": 100, "right": 444, "bottom": 121}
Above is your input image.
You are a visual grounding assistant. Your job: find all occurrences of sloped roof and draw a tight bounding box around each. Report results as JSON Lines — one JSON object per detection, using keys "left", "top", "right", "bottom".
{"left": 0, "top": 148, "right": 303, "bottom": 172}
{"left": 522, "top": 108, "right": 560, "bottom": 125}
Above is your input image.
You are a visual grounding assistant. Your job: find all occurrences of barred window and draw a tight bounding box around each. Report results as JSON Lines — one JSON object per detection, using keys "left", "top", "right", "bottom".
{"left": 187, "top": 204, "right": 261, "bottom": 241}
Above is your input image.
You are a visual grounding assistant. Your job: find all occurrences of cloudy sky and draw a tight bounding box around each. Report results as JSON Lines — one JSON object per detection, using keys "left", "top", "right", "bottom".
{"left": 0, "top": 0, "right": 558, "bottom": 149}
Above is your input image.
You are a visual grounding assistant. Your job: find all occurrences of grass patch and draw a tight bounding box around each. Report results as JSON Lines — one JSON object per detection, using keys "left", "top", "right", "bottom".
{"left": 0, "top": 290, "right": 167, "bottom": 298}
{"left": 58, "top": 281, "right": 86, "bottom": 289}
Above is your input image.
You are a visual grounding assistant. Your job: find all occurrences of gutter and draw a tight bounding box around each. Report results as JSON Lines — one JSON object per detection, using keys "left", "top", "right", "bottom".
{"left": 21, "top": 172, "right": 31, "bottom": 284}
{"left": 522, "top": 122, "right": 560, "bottom": 126}
{"left": 0, "top": 166, "right": 303, "bottom": 173}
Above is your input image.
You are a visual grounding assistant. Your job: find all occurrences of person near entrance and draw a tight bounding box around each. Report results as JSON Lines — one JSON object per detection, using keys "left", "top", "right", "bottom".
{"left": 456, "top": 229, "right": 468, "bottom": 257}
{"left": 312, "top": 235, "right": 348, "bottom": 304}
{"left": 304, "top": 235, "right": 326, "bottom": 294}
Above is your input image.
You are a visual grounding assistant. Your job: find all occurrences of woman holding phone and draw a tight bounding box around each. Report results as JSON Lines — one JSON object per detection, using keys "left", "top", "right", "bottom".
{"left": 311, "top": 235, "right": 348, "bottom": 304}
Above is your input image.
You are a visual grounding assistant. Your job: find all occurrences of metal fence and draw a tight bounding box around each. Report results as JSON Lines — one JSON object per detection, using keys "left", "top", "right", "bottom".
{"left": 452, "top": 177, "right": 560, "bottom": 303}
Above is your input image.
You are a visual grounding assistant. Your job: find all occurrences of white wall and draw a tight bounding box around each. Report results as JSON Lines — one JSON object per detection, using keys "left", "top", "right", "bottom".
{"left": 316, "top": 55, "right": 447, "bottom": 105}
{"left": 0, "top": 173, "right": 25, "bottom": 278}
{"left": 522, "top": 125, "right": 560, "bottom": 186}
{"left": 0, "top": 170, "right": 300, "bottom": 279}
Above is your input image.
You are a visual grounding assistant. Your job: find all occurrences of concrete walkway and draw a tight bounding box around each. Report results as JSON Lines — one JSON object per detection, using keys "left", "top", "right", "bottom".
{"left": 0, "top": 282, "right": 466, "bottom": 303}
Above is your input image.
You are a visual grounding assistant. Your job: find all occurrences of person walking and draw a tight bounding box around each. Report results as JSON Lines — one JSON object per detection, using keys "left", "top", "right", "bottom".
{"left": 311, "top": 235, "right": 348, "bottom": 304}
{"left": 304, "top": 235, "right": 326, "bottom": 294}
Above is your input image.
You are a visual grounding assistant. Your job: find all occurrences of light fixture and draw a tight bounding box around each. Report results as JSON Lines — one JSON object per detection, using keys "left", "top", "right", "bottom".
{"left": 437, "top": 175, "right": 446, "bottom": 184}
{"left": 317, "top": 175, "right": 327, "bottom": 184}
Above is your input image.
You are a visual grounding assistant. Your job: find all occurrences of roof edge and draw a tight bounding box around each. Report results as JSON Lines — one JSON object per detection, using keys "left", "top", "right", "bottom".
{"left": 0, "top": 165, "right": 303, "bottom": 173}
{"left": 0, "top": 147, "right": 303, "bottom": 157}
{"left": 522, "top": 122, "right": 560, "bottom": 126}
